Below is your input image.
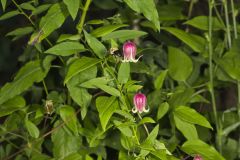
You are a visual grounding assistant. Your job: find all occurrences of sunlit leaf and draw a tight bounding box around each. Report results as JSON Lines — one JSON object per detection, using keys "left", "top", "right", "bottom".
{"left": 38, "top": 3, "right": 68, "bottom": 42}
{"left": 84, "top": 30, "right": 106, "bottom": 59}
{"left": 0, "top": 10, "right": 20, "bottom": 20}
{"left": 45, "top": 41, "right": 86, "bottom": 56}
{"left": 102, "top": 30, "right": 147, "bottom": 41}
{"left": 25, "top": 120, "right": 40, "bottom": 138}
{"left": 64, "top": 57, "right": 101, "bottom": 84}
{"left": 118, "top": 62, "right": 130, "bottom": 84}
{"left": 168, "top": 47, "right": 193, "bottom": 81}
{"left": 174, "top": 106, "right": 212, "bottom": 129}
{"left": 0, "top": 56, "right": 54, "bottom": 104}
{"left": 63, "top": 0, "right": 79, "bottom": 20}
{"left": 185, "top": 16, "right": 224, "bottom": 31}
{"left": 181, "top": 140, "right": 225, "bottom": 160}
{"left": 91, "top": 24, "right": 128, "bottom": 37}
{"left": 0, "top": 96, "right": 25, "bottom": 117}
{"left": 60, "top": 105, "right": 78, "bottom": 135}
{"left": 96, "top": 96, "right": 119, "bottom": 130}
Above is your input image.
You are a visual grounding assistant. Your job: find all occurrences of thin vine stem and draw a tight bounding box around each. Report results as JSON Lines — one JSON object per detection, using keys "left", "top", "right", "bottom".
{"left": 12, "top": 0, "right": 35, "bottom": 26}
{"left": 77, "top": 0, "right": 92, "bottom": 33}
{"left": 223, "top": 0, "right": 232, "bottom": 48}
{"left": 42, "top": 80, "right": 49, "bottom": 96}
{"left": 4, "top": 109, "right": 81, "bottom": 160}
{"left": 137, "top": 113, "right": 150, "bottom": 136}
{"left": 230, "top": 0, "right": 240, "bottom": 158}
{"left": 208, "top": 0, "right": 222, "bottom": 153}
{"left": 230, "top": 0, "right": 238, "bottom": 39}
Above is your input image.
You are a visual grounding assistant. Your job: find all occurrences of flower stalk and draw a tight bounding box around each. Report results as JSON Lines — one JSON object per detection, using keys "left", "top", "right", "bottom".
{"left": 208, "top": 0, "right": 222, "bottom": 152}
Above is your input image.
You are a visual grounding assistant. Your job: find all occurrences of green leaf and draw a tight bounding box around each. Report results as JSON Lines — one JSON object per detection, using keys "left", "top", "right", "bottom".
{"left": 140, "top": 125, "right": 159, "bottom": 156}
{"left": 0, "top": 56, "right": 54, "bottom": 104}
{"left": 138, "top": 117, "right": 155, "bottom": 125}
{"left": 118, "top": 62, "right": 130, "bottom": 84}
{"left": 63, "top": 0, "right": 79, "bottom": 20}
{"left": 174, "top": 106, "right": 212, "bottom": 129}
{"left": 154, "top": 70, "right": 168, "bottom": 90}
{"left": 95, "top": 84, "right": 120, "bottom": 97}
{"left": 91, "top": 24, "right": 128, "bottom": 37}
{"left": 185, "top": 16, "right": 224, "bottom": 31}
{"left": 1, "top": 0, "right": 7, "bottom": 11}
{"left": 102, "top": 30, "right": 147, "bottom": 41}
{"left": 158, "top": 4, "right": 186, "bottom": 21}
{"left": 135, "top": 0, "right": 160, "bottom": 31}
{"left": 45, "top": 41, "right": 86, "bottom": 56}
{"left": 123, "top": 0, "right": 140, "bottom": 12}
{"left": 67, "top": 66, "right": 97, "bottom": 119}
{"left": 163, "top": 27, "right": 206, "bottom": 53}
{"left": 38, "top": 3, "right": 68, "bottom": 42}
{"left": 52, "top": 121, "right": 81, "bottom": 159}
{"left": 6, "top": 26, "right": 34, "bottom": 37}
{"left": 217, "top": 47, "right": 240, "bottom": 80}
{"left": 157, "top": 102, "right": 169, "bottom": 120}
{"left": 145, "top": 125, "right": 159, "bottom": 144}
{"left": 63, "top": 153, "right": 83, "bottom": 160}
{"left": 57, "top": 34, "right": 81, "bottom": 43}
{"left": 87, "top": 19, "right": 104, "bottom": 25}
{"left": 25, "top": 120, "right": 40, "bottom": 138}
{"left": 181, "top": 140, "right": 225, "bottom": 160}
{"left": 64, "top": 57, "right": 102, "bottom": 84}
{"left": 114, "top": 120, "right": 133, "bottom": 137}
{"left": 80, "top": 77, "right": 110, "bottom": 88}
{"left": 96, "top": 96, "right": 119, "bottom": 130}
{"left": 168, "top": 47, "right": 193, "bottom": 81}
{"left": 174, "top": 115, "right": 198, "bottom": 140}
{"left": 223, "top": 122, "right": 240, "bottom": 136}
{"left": 0, "top": 96, "right": 25, "bottom": 117}
{"left": 32, "top": 4, "right": 52, "bottom": 15}
{"left": 60, "top": 105, "right": 78, "bottom": 135}
{"left": 84, "top": 30, "right": 106, "bottom": 59}
{"left": 0, "top": 10, "right": 20, "bottom": 21}
{"left": 80, "top": 77, "right": 120, "bottom": 96}
{"left": 20, "top": 2, "right": 35, "bottom": 10}
{"left": 124, "top": 0, "right": 160, "bottom": 31}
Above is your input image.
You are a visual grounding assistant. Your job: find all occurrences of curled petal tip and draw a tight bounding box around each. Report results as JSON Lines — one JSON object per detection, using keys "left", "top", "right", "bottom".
{"left": 143, "top": 106, "right": 150, "bottom": 113}
{"left": 132, "top": 108, "right": 138, "bottom": 113}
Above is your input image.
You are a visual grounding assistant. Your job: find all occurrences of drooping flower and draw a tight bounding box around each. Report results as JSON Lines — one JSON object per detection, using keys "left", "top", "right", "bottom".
{"left": 122, "top": 41, "right": 142, "bottom": 63}
{"left": 194, "top": 155, "right": 203, "bottom": 160}
{"left": 132, "top": 93, "right": 149, "bottom": 113}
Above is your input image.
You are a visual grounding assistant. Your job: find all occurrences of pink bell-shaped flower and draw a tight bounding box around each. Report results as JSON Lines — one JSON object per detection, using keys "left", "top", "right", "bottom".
{"left": 122, "top": 41, "right": 142, "bottom": 63}
{"left": 132, "top": 93, "right": 149, "bottom": 113}
{"left": 194, "top": 155, "right": 203, "bottom": 160}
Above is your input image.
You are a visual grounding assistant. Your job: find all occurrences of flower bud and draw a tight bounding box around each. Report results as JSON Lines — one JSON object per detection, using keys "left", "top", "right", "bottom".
{"left": 122, "top": 41, "right": 142, "bottom": 63}
{"left": 194, "top": 155, "right": 203, "bottom": 160}
{"left": 132, "top": 93, "right": 149, "bottom": 113}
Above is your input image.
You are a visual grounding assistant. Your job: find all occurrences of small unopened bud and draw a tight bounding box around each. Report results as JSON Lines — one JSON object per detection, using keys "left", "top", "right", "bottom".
{"left": 194, "top": 155, "right": 203, "bottom": 160}
{"left": 122, "top": 41, "right": 142, "bottom": 63}
{"left": 45, "top": 100, "right": 53, "bottom": 115}
{"left": 132, "top": 93, "right": 149, "bottom": 113}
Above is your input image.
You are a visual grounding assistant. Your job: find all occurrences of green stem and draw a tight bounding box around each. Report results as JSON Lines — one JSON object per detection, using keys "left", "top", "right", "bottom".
{"left": 208, "top": 0, "right": 222, "bottom": 153}
{"left": 137, "top": 113, "right": 150, "bottom": 136}
{"left": 12, "top": 0, "right": 35, "bottom": 26}
{"left": 187, "top": 0, "right": 195, "bottom": 19}
{"left": 230, "top": 0, "right": 238, "bottom": 39}
{"left": 42, "top": 80, "right": 49, "bottom": 96}
{"left": 132, "top": 126, "right": 140, "bottom": 145}
{"left": 213, "top": 5, "right": 226, "bottom": 28}
{"left": 77, "top": 0, "right": 92, "bottom": 33}
{"left": 223, "top": 0, "right": 232, "bottom": 48}
{"left": 230, "top": 0, "right": 240, "bottom": 158}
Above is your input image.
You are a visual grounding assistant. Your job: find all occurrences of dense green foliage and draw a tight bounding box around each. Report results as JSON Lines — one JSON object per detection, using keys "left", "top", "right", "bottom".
{"left": 0, "top": 0, "right": 240, "bottom": 160}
